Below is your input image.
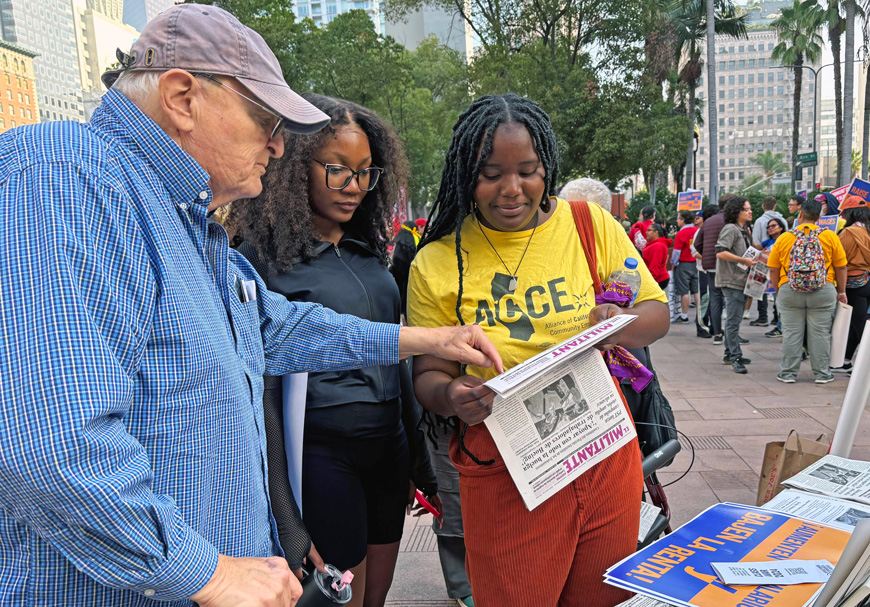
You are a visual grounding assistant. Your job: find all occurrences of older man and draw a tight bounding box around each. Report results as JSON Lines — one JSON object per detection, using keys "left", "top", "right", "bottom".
{"left": 0, "top": 6, "right": 500, "bottom": 607}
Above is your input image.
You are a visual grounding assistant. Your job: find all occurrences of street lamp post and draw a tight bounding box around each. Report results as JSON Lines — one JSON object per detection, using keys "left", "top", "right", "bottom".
{"left": 776, "top": 59, "right": 864, "bottom": 190}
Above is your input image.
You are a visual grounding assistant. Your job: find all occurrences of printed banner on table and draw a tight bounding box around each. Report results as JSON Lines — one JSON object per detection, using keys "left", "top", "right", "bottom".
{"left": 678, "top": 190, "right": 704, "bottom": 211}
{"left": 817, "top": 215, "right": 839, "bottom": 232}
{"left": 605, "top": 502, "right": 852, "bottom": 607}
{"left": 848, "top": 178, "right": 870, "bottom": 201}
{"left": 832, "top": 184, "right": 850, "bottom": 204}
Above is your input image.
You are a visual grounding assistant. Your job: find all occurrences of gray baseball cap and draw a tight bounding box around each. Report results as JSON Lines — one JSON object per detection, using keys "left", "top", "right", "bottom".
{"left": 102, "top": 4, "right": 329, "bottom": 134}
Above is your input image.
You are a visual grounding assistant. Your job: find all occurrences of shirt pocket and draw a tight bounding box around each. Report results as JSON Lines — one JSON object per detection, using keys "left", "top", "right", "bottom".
{"left": 233, "top": 298, "right": 265, "bottom": 377}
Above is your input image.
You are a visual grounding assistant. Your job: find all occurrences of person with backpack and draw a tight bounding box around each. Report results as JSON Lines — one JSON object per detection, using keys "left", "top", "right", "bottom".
{"left": 767, "top": 196, "right": 848, "bottom": 384}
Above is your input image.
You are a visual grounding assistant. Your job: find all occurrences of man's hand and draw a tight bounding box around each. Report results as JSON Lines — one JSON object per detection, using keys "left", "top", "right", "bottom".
{"left": 445, "top": 375, "right": 497, "bottom": 425}
{"left": 401, "top": 326, "right": 504, "bottom": 373}
{"left": 190, "top": 554, "right": 302, "bottom": 607}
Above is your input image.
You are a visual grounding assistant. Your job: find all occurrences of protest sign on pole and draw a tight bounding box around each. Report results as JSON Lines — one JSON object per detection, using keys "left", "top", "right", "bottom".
{"left": 677, "top": 190, "right": 703, "bottom": 211}
{"left": 798, "top": 189, "right": 808, "bottom": 199}
{"left": 848, "top": 178, "right": 870, "bottom": 201}
{"left": 832, "top": 184, "right": 850, "bottom": 204}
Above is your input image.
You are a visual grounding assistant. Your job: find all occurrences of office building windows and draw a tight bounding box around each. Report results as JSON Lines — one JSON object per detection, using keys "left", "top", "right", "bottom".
{"left": 729, "top": 75, "right": 735, "bottom": 84}
{"left": 719, "top": 76, "right": 725, "bottom": 85}
{"left": 748, "top": 74, "right": 755, "bottom": 84}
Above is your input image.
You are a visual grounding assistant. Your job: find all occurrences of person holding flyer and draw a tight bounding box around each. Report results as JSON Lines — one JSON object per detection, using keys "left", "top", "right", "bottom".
{"left": 406, "top": 94, "right": 669, "bottom": 607}
{"left": 835, "top": 194, "right": 870, "bottom": 374}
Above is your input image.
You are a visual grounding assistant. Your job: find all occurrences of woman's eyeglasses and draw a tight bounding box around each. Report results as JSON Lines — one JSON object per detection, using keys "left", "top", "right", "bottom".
{"left": 311, "top": 159, "right": 384, "bottom": 191}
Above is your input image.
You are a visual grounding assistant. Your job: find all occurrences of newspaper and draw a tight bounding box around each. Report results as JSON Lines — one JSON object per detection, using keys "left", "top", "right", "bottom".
{"left": 743, "top": 262, "right": 770, "bottom": 299}
{"left": 710, "top": 559, "right": 834, "bottom": 586}
{"left": 763, "top": 489, "right": 870, "bottom": 531}
{"left": 639, "top": 501, "right": 662, "bottom": 542}
{"left": 616, "top": 597, "right": 676, "bottom": 607}
{"left": 782, "top": 455, "right": 870, "bottom": 506}
{"left": 483, "top": 315, "right": 638, "bottom": 510}
{"left": 737, "top": 246, "right": 761, "bottom": 271}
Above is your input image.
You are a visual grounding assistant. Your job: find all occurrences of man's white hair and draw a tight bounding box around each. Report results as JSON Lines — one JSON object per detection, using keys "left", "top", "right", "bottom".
{"left": 559, "top": 178, "right": 612, "bottom": 213}
{"left": 111, "top": 70, "right": 167, "bottom": 103}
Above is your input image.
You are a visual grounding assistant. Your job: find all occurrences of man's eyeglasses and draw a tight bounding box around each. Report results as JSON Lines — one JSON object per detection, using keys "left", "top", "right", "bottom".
{"left": 194, "top": 73, "right": 284, "bottom": 139}
{"left": 311, "top": 159, "right": 384, "bottom": 192}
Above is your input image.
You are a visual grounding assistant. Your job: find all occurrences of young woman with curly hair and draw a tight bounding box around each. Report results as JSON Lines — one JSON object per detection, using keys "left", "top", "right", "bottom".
{"left": 406, "top": 94, "right": 669, "bottom": 607}
{"left": 225, "top": 93, "right": 437, "bottom": 607}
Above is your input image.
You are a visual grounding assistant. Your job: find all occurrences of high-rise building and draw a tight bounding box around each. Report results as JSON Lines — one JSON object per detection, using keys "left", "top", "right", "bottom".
{"left": 0, "top": 39, "right": 39, "bottom": 134}
{"left": 0, "top": 0, "right": 84, "bottom": 122}
{"left": 294, "top": 0, "right": 385, "bottom": 35}
{"left": 696, "top": 27, "right": 819, "bottom": 195}
{"left": 386, "top": 5, "right": 473, "bottom": 61}
{"left": 71, "top": 0, "right": 139, "bottom": 119}
{"left": 122, "top": 0, "right": 175, "bottom": 32}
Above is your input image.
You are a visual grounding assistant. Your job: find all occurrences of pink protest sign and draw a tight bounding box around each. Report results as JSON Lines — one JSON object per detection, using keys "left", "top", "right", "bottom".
{"left": 832, "top": 184, "right": 849, "bottom": 203}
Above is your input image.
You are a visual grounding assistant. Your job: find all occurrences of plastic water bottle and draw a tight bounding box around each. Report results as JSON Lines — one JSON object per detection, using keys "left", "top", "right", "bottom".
{"left": 607, "top": 258, "right": 642, "bottom": 307}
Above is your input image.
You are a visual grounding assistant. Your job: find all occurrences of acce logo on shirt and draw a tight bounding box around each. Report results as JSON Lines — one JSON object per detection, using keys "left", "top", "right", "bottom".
{"left": 473, "top": 272, "right": 592, "bottom": 341}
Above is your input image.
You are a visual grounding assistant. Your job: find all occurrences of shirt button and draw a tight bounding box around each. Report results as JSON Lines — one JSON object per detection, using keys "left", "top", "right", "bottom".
{"left": 179, "top": 203, "right": 189, "bottom": 211}
{"left": 199, "top": 191, "right": 208, "bottom": 200}
{"left": 144, "top": 589, "right": 156, "bottom": 597}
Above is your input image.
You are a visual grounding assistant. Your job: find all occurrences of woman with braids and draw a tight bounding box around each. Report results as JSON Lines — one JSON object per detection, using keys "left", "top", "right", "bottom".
{"left": 225, "top": 93, "right": 439, "bottom": 607}
{"left": 407, "top": 94, "right": 669, "bottom": 607}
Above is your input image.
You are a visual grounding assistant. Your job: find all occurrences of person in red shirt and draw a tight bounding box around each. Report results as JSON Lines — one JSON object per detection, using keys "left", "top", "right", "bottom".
{"left": 672, "top": 210, "right": 701, "bottom": 324}
{"left": 642, "top": 223, "right": 672, "bottom": 290}
{"left": 629, "top": 205, "right": 656, "bottom": 251}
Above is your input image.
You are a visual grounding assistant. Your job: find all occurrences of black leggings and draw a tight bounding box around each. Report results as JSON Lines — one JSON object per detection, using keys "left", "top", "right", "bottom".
{"left": 846, "top": 282, "right": 870, "bottom": 359}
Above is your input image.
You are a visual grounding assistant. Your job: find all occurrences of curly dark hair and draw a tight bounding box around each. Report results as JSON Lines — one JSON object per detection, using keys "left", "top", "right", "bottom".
{"left": 723, "top": 197, "right": 749, "bottom": 224}
{"left": 224, "top": 93, "right": 409, "bottom": 272}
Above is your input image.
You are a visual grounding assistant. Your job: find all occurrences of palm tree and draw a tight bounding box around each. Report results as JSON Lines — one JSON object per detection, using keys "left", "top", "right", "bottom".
{"left": 824, "top": 0, "right": 846, "bottom": 183}
{"left": 670, "top": 0, "right": 747, "bottom": 193}
{"left": 706, "top": 0, "right": 718, "bottom": 203}
{"left": 771, "top": 0, "right": 825, "bottom": 193}
{"left": 750, "top": 150, "right": 790, "bottom": 190}
{"left": 843, "top": 0, "right": 858, "bottom": 189}
{"left": 740, "top": 172, "right": 765, "bottom": 192}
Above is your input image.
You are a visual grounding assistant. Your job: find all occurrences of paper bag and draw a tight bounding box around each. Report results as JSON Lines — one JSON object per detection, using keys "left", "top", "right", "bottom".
{"left": 830, "top": 301, "right": 853, "bottom": 369}
{"left": 756, "top": 430, "right": 830, "bottom": 506}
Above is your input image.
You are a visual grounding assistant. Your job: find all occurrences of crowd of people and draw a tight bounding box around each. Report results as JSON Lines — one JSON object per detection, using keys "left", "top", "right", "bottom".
{"left": 630, "top": 190, "right": 870, "bottom": 382}
{"left": 0, "top": 6, "right": 676, "bottom": 607}
{"left": 7, "top": 5, "right": 863, "bottom": 607}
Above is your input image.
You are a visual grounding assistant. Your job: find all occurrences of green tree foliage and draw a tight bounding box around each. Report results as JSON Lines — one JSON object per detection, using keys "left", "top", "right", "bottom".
{"left": 194, "top": 0, "right": 694, "bottom": 212}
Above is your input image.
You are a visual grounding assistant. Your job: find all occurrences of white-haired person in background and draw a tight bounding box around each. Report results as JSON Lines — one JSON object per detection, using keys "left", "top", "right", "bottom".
{"left": 560, "top": 178, "right": 613, "bottom": 214}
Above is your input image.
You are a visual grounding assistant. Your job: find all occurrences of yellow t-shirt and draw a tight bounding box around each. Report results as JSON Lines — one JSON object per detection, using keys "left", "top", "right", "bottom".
{"left": 768, "top": 223, "right": 848, "bottom": 288}
{"left": 407, "top": 199, "right": 667, "bottom": 380}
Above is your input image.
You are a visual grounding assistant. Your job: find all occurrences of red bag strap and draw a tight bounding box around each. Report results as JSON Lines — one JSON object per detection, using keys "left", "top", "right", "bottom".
{"left": 568, "top": 200, "right": 603, "bottom": 295}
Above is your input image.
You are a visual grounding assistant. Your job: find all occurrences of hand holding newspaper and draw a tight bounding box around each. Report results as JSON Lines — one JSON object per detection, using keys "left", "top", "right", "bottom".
{"left": 483, "top": 315, "right": 638, "bottom": 510}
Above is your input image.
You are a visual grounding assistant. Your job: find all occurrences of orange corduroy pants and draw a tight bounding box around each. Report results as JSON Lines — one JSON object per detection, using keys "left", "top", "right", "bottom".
{"left": 450, "top": 396, "right": 643, "bottom": 607}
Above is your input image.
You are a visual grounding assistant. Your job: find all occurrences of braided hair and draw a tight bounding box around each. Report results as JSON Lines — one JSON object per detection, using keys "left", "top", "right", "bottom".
{"left": 418, "top": 94, "right": 559, "bottom": 463}
{"left": 419, "top": 94, "right": 559, "bottom": 327}
{"left": 224, "top": 93, "right": 409, "bottom": 272}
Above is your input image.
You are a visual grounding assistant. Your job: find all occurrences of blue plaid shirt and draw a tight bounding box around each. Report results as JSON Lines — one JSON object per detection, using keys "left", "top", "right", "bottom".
{"left": 0, "top": 90, "right": 399, "bottom": 605}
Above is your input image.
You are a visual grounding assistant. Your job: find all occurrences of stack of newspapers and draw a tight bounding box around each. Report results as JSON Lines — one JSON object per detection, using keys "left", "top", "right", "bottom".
{"left": 609, "top": 454, "right": 870, "bottom": 607}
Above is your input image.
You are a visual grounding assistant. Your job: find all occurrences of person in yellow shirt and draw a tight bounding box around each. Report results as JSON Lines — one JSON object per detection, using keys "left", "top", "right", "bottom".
{"left": 768, "top": 196, "right": 848, "bottom": 384}
{"left": 407, "top": 94, "right": 669, "bottom": 607}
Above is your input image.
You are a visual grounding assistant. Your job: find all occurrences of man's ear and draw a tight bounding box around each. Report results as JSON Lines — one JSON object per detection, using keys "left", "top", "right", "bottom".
{"left": 157, "top": 69, "right": 202, "bottom": 135}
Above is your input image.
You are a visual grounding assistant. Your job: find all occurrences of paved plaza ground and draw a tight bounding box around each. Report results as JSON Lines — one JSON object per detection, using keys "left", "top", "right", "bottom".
{"left": 384, "top": 316, "right": 870, "bottom": 606}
